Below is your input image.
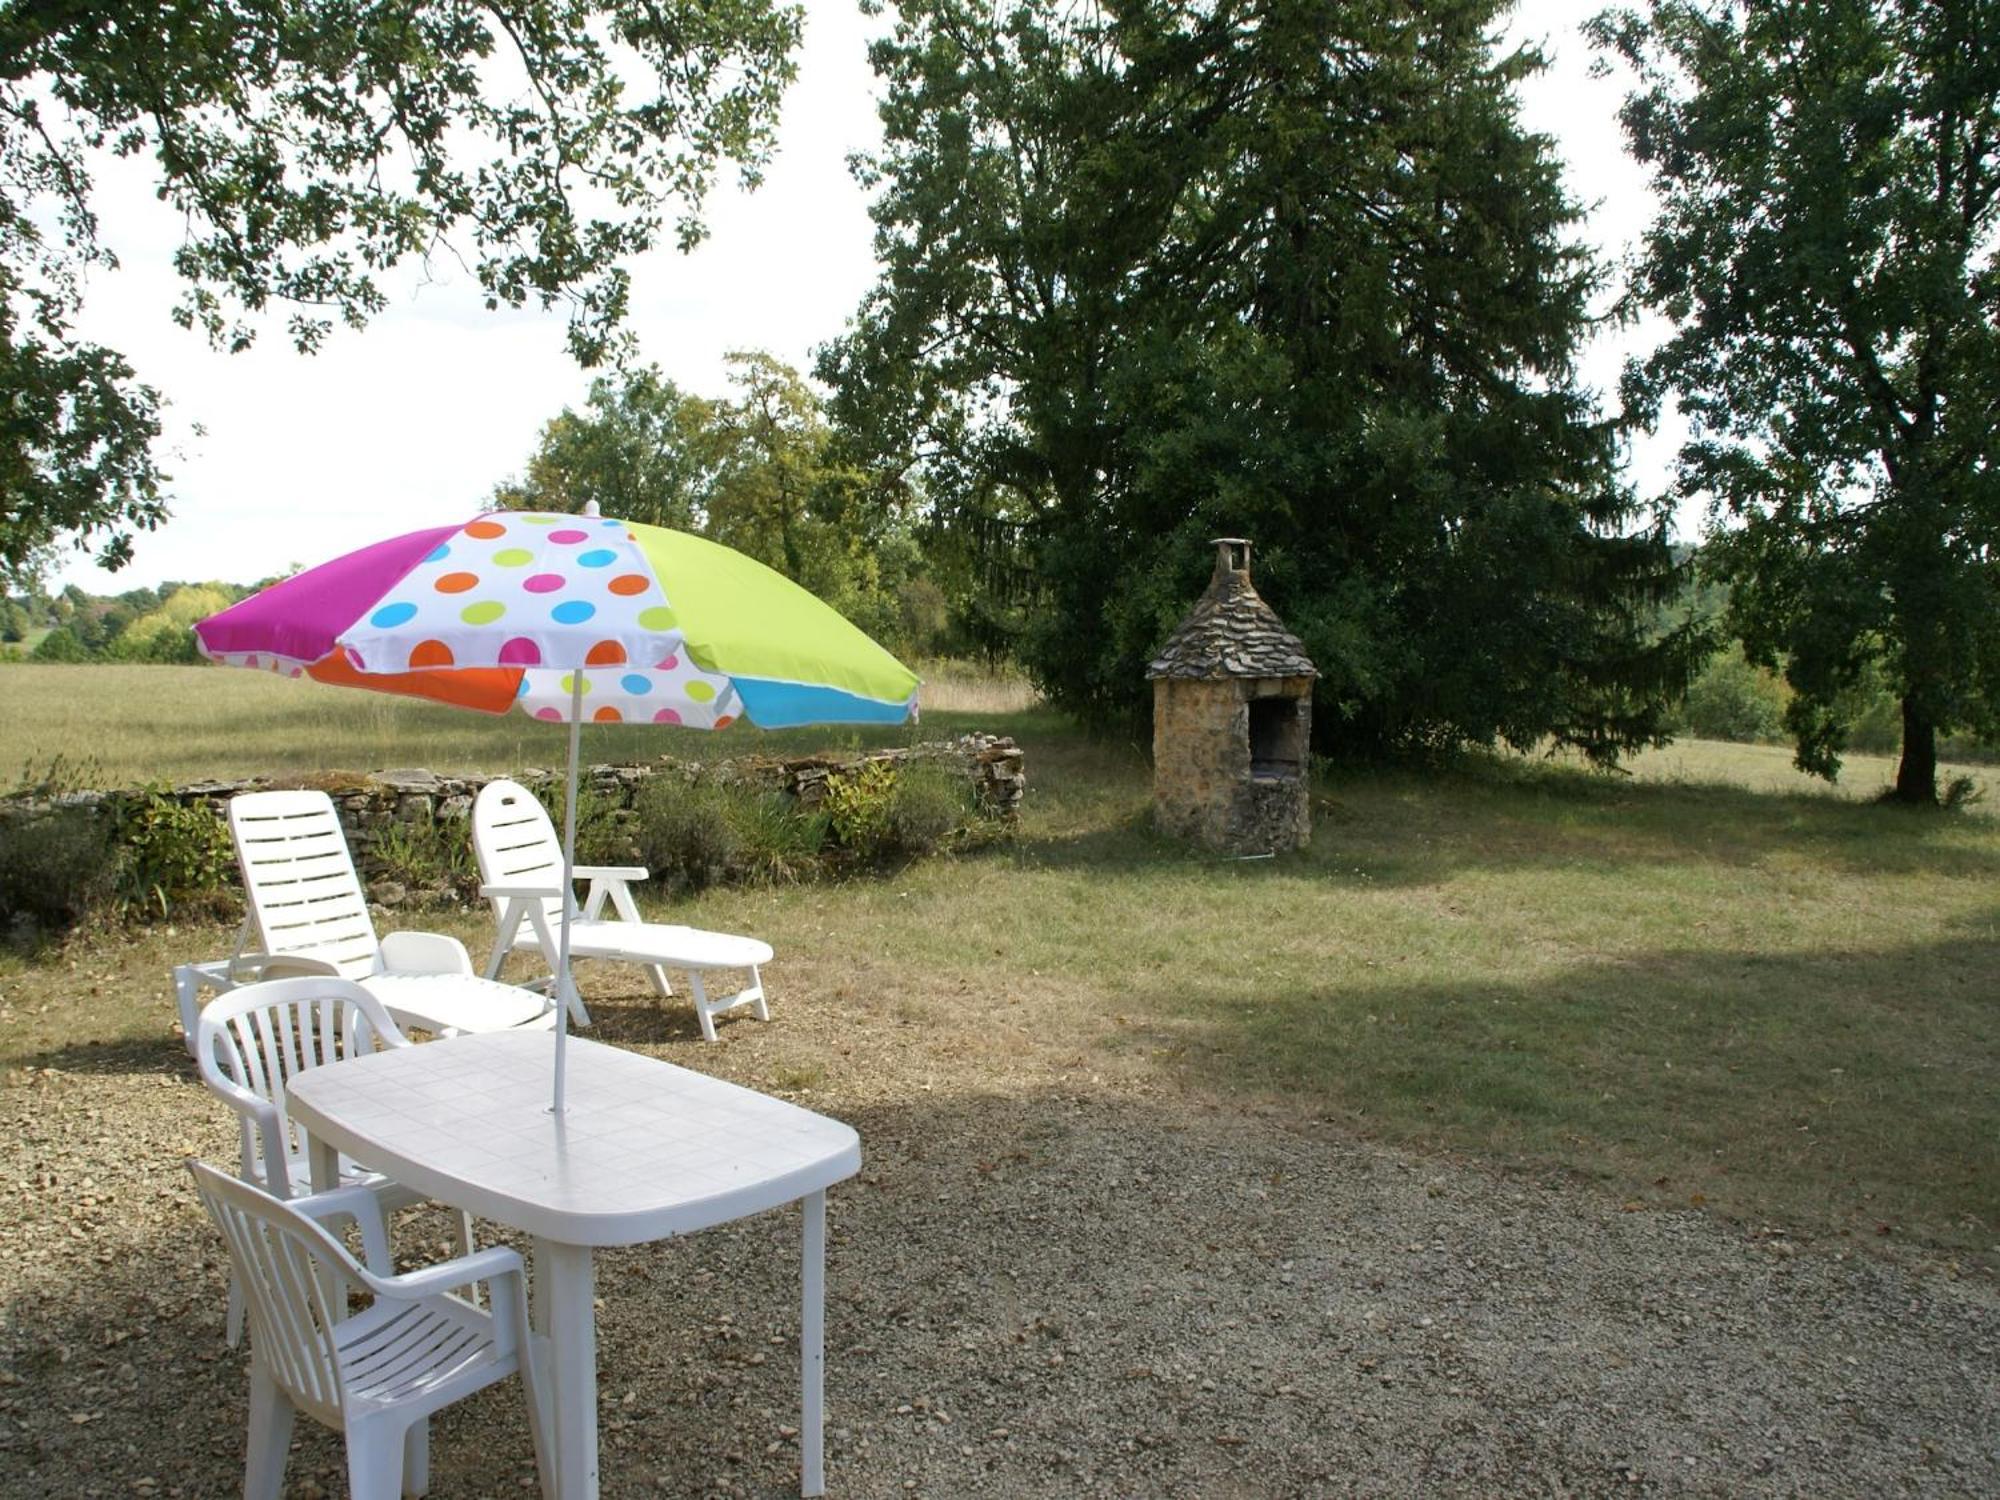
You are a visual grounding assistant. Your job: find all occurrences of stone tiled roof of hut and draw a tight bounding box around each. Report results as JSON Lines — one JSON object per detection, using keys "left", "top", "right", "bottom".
{"left": 1146, "top": 541, "right": 1317, "bottom": 680}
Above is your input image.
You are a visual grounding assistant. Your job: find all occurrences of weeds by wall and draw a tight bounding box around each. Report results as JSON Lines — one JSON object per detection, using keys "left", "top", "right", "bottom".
{"left": 0, "top": 736, "right": 1024, "bottom": 944}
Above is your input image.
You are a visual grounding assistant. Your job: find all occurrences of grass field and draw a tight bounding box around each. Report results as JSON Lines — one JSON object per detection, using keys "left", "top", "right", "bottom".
{"left": 2, "top": 664, "right": 1994, "bottom": 1261}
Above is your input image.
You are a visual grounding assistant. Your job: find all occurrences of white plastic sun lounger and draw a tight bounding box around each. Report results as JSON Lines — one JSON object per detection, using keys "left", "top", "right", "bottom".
{"left": 472, "top": 778, "right": 773, "bottom": 1041}
{"left": 223, "top": 790, "right": 556, "bottom": 1038}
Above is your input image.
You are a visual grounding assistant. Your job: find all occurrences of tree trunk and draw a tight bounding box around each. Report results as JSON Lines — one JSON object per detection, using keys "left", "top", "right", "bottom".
{"left": 1893, "top": 695, "right": 1939, "bottom": 806}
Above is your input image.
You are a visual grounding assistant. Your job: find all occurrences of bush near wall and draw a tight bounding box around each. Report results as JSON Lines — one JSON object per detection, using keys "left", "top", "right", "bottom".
{"left": 0, "top": 735, "right": 1024, "bottom": 944}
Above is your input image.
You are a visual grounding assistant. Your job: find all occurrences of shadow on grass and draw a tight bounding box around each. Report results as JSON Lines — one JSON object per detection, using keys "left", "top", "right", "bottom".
{"left": 1142, "top": 914, "right": 2000, "bottom": 1249}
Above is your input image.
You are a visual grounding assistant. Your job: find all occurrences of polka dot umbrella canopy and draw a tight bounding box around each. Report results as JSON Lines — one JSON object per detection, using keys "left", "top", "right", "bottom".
{"left": 195, "top": 505, "right": 919, "bottom": 1107}
{"left": 195, "top": 506, "right": 920, "bottom": 730}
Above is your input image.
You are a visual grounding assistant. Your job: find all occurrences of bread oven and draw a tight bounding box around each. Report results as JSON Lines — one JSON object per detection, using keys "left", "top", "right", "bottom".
{"left": 1146, "top": 539, "right": 1316, "bottom": 853}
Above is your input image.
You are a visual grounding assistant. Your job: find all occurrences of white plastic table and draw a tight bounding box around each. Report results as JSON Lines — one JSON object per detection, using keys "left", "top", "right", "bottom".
{"left": 285, "top": 1029, "right": 861, "bottom": 1498}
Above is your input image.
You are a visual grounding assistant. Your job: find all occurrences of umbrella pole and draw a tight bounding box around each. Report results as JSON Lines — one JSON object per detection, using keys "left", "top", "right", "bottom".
{"left": 553, "top": 671, "right": 584, "bottom": 1115}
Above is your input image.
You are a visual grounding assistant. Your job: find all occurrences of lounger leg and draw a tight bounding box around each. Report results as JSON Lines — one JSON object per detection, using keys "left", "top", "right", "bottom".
{"left": 172, "top": 964, "right": 202, "bottom": 1054}
{"left": 643, "top": 962, "right": 674, "bottom": 999}
{"left": 749, "top": 965, "right": 771, "bottom": 1023}
{"left": 686, "top": 973, "right": 719, "bottom": 1043}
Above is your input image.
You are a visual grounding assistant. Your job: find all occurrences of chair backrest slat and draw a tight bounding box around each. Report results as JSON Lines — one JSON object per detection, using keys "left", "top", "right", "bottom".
{"left": 230, "top": 791, "right": 381, "bottom": 981}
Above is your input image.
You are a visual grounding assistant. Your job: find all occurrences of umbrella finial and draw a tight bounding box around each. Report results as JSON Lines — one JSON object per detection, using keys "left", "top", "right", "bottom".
{"left": 582, "top": 500, "right": 602, "bottom": 518}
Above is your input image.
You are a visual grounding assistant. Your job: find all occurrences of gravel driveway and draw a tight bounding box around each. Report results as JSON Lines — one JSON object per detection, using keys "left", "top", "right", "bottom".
{"left": 2, "top": 980, "right": 1994, "bottom": 1499}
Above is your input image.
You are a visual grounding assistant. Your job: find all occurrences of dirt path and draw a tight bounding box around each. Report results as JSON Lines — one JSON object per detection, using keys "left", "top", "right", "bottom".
{"left": 2, "top": 979, "right": 1994, "bottom": 1498}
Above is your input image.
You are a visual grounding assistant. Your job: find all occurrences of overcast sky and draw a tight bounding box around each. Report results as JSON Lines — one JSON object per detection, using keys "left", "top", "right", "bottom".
{"left": 50, "top": 0, "right": 1683, "bottom": 595}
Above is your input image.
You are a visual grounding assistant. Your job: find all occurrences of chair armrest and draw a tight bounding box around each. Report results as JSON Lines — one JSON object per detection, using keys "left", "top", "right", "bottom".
{"left": 378, "top": 929, "right": 474, "bottom": 976}
{"left": 195, "top": 1068, "right": 298, "bottom": 1195}
{"left": 576, "top": 867, "right": 649, "bottom": 924}
{"left": 368, "top": 1244, "right": 525, "bottom": 1301}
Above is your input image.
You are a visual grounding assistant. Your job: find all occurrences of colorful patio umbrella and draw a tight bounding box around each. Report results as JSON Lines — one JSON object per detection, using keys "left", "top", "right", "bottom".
{"left": 195, "top": 504, "right": 920, "bottom": 1108}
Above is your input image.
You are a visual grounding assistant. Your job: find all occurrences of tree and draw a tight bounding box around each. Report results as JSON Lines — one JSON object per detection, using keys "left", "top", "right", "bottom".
{"left": 1595, "top": 1, "right": 2000, "bottom": 805}
{"left": 824, "top": 0, "right": 1702, "bottom": 759}
{"left": 0, "top": 0, "right": 803, "bottom": 587}
{"left": 505, "top": 355, "right": 928, "bottom": 650}
{"left": 494, "top": 368, "right": 719, "bottom": 528}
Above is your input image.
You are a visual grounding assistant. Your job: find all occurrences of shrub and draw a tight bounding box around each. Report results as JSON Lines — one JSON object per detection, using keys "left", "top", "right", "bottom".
{"left": 1677, "top": 651, "right": 1787, "bottom": 743}
{"left": 887, "top": 759, "right": 975, "bottom": 857}
{"left": 632, "top": 775, "right": 740, "bottom": 892}
{"left": 110, "top": 789, "right": 236, "bottom": 918}
{"left": 0, "top": 807, "right": 117, "bottom": 937}
{"left": 724, "top": 790, "right": 829, "bottom": 885}
{"left": 822, "top": 759, "right": 898, "bottom": 862}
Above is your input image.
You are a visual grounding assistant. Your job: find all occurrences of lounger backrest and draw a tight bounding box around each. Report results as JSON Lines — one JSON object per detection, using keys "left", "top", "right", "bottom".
{"left": 229, "top": 791, "right": 381, "bottom": 982}
{"left": 472, "top": 780, "right": 569, "bottom": 936}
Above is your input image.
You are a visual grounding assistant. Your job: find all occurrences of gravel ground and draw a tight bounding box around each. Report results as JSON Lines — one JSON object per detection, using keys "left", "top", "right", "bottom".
{"left": 2, "top": 977, "right": 1995, "bottom": 1499}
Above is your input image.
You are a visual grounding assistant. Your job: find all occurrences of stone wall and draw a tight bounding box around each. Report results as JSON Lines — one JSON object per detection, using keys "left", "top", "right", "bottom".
{"left": 1151, "top": 676, "right": 1311, "bottom": 854}
{"left": 3, "top": 734, "right": 1024, "bottom": 906}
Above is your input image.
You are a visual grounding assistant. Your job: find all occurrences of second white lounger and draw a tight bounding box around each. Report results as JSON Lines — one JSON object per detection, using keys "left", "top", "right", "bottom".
{"left": 471, "top": 778, "right": 774, "bottom": 1041}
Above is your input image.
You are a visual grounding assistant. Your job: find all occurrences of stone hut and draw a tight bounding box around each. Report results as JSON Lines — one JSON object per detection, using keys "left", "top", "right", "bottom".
{"left": 1146, "top": 539, "right": 1317, "bottom": 853}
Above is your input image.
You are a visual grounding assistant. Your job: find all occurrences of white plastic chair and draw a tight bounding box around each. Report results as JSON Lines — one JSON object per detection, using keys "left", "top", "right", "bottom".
{"left": 472, "top": 778, "right": 774, "bottom": 1041}
{"left": 227, "top": 789, "right": 555, "bottom": 1036}
{"left": 194, "top": 976, "right": 474, "bottom": 1345}
{"left": 187, "top": 1160, "right": 549, "bottom": 1500}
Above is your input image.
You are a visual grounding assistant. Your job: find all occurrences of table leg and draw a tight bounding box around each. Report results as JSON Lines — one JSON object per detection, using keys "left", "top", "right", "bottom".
{"left": 305, "top": 1137, "right": 340, "bottom": 1195}
{"left": 802, "top": 1189, "right": 826, "bottom": 1497}
{"left": 535, "top": 1239, "right": 599, "bottom": 1499}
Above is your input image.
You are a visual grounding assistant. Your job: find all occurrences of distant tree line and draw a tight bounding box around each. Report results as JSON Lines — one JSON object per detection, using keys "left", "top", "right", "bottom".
{"left": 1, "top": 581, "right": 250, "bottom": 663}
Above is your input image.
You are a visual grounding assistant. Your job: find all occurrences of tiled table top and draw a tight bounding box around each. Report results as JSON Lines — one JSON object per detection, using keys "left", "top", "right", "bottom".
{"left": 287, "top": 1030, "right": 860, "bottom": 1246}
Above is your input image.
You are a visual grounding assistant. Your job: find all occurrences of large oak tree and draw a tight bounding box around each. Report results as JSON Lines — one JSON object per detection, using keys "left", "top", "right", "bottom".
{"left": 0, "top": 0, "right": 801, "bottom": 585}
{"left": 1596, "top": 0, "right": 2000, "bottom": 804}
{"left": 824, "top": 0, "right": 1702, "bottom": 761}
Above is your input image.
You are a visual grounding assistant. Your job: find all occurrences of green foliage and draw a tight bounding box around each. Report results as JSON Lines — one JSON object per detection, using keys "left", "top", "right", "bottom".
{"left": 494, "top": 367, "right": 716, "bottom": 528}
{"left": 1, "top": 0, "right": 803, "bottom": 584}
{"left": 369, "top": 815, "right": 477, "bottom": 903}
{"left": 822, "top": 759, "right": 898, "bottom": 860}
{"left": 504, "top": 354, "right": 933, "bottom": 655}
{"left": 724, "top": 790, "right": 830, "bottom": 885}
{"left": 28, "top": 625, "right": 89, "bottom": 663}
{"left": 1597, "top": 0, "right": 2000, "bottom": 804}
{"left": 887, "top": 759, "right": 978, "bottom": 857}
{"left": 0, "top": 806, "right": 116, "bottom": 938}
{"left": 105, "top": 584, "right": 237, "bottom": 663}
{"left": 633, "top": 759, "right": 974, "bottom": 886}
{"left": 631, "top": 776, "right": 741, "bottom": 892}
{"left": 1676, "top": 652, "right": 1788, "bottom": 744}
{"left": 825, "top": 0, "right": 1704, "bottom": 763}
{"left": 109, "top": 790, "right": 235, "bottom": 918}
